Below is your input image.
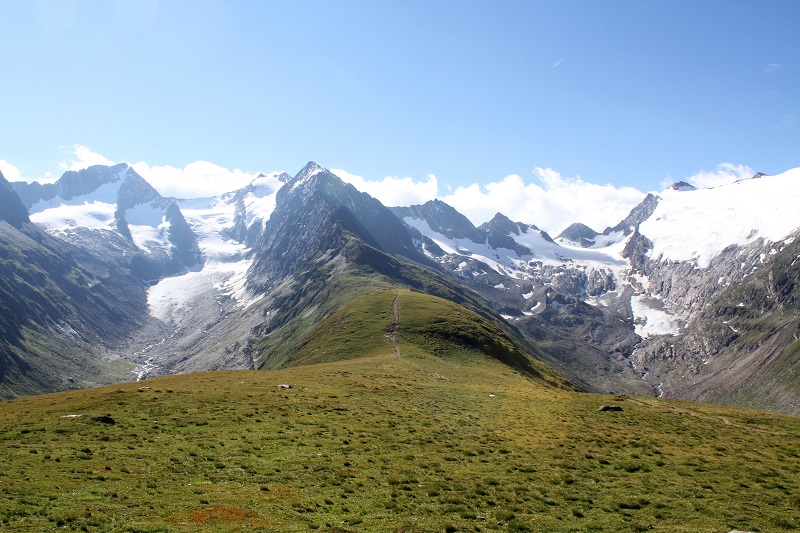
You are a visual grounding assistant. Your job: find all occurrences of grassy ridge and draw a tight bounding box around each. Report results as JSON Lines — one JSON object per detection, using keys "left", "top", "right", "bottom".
{"left": 288, "top": 289, "right": 566, "bottom": 391}
{"left": 1, "top": 350, "right": 799, "bottom": 532}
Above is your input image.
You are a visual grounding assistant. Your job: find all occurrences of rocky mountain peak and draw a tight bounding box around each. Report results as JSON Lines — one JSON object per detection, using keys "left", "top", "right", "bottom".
{"left": 0, "top": 171, "right": 30, "bottom": 228}
{"left": 604, "top": 193, "right": 659, "bottom": 236}
{"left": 276, "top": 162, "right": 343, "bottom": 206}
{"left": 482, "top": 213, "right": 524, "bottom": 236}
{"left": 391, "top": 199, "right": 484, "bottom": 243}
{"left": 557, "top": 222, "right": 600, "bottom": 247}
{"left": 116, "top": 167, "right": 162, "bottom": 211}
{"left": 58, "top": 163, "right": 131, "bottom": 200}
{"left": 670, "top": 181, "right": 696, "bottom": 191}
{"left": 293, "top": 161, "right": 326, "bottom": 183}
{"left": 251, "top": 161, "right": 425, "bottom": 288}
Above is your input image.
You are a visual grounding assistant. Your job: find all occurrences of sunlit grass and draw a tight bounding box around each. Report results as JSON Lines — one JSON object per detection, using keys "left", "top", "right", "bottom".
{"left": 1, "top": 348, "right": 798, "bottom": 532}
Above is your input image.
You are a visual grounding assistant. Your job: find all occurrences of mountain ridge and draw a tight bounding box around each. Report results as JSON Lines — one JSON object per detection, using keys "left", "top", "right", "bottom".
{"left": 4, "top": 160, "right": 800, "bottom": 414}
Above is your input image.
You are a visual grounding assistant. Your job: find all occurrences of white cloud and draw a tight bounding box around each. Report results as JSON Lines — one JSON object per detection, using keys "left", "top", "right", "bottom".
{"left": 0, "top": 159, "right": 22, "bottom": 181}
{"left": 683, "top": 163, "right": 755, "bottom": 189}
{"left": 440, "top": 168, "right": 646, "bottom": 235}
{"left": 331, "top": 166, "right": 647, "bottom": 235}
{"left": 332, "top": 169, "right": 438, "bottom": 207}
{"left": 59, "top": 144, "right": 115, "bottom": 171}
{"left": 130, "top": 160, "right": 263, "bottom": 198}
{"left": 764, "top": 63, "right": 781, "bottom": 74}
{"left": 52, "top": 145, "right": 263, "bottom": 198}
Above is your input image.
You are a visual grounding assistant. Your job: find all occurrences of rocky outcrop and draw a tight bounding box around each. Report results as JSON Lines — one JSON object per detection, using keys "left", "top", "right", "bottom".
{"left": 479, "top": 213, "right": 534, "bottom": 256}
{"left": 604, "top": 193, "right": 659, "bottom": 235}
{"left": 0, "top": 171, "right": 30, "bottom": 228}
{"left": 392, "top": 199, "right": 485, "bottom": 243}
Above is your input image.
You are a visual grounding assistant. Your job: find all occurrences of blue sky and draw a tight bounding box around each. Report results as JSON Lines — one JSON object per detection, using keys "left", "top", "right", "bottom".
{"left": 1, "top": 0, "right": 798, "bottom": 232}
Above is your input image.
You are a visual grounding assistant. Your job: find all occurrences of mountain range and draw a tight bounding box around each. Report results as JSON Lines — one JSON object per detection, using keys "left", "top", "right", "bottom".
{"left": 2, "top": 161, "right": 799, "bottom": 414}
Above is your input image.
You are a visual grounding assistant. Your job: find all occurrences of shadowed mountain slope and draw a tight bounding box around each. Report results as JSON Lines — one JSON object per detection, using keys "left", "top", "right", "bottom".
{"left": 0, "top": 171, "right": 149, "bottom": 397}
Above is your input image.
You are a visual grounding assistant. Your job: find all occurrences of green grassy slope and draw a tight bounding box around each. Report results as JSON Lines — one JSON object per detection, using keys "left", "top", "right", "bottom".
{"left": 252, "top": 227, "right": 547, "bottom": 374}
{"left": 1, "top": 351, "right": 798, "bottom": 532}
{"left": 287, "top": 289, "right": 568, "bottom": 389}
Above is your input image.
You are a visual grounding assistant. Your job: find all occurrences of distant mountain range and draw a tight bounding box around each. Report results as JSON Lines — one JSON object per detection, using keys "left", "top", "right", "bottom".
{"left": 2, "top": 161, "right": 799, "bottom": 414}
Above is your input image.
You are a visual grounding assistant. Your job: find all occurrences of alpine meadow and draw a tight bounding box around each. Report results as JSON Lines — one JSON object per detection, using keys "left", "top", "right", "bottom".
{"left": 2, "top": 2, "right": 800, "bottom": 531}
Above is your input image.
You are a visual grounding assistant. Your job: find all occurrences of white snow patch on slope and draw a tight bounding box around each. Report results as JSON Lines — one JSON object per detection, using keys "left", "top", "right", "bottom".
{"left": 148, "top": 184, "right": 280, "bottom": 323}
{"left": 31, "top": 201, "right": 116, "bottom": 230}
{"left": 147, "top": 259, "right": 253, "bottom": 324}
{"left": 244, "top": 190, "right": 277, "bottom": 227}
{"left": 126, "top": 202, "right": 171, "bottom": 252}
{"left": 640, "top": 168, "right": 800, "bottom": 268}
{"left": 630, "top": 294, "right": 681, "bottom": 337}
{"left": 29, "top": 181, "right": 123, "bottom": 214}
{"left": 405, "top": 216, "right": 625, "bottom": 280}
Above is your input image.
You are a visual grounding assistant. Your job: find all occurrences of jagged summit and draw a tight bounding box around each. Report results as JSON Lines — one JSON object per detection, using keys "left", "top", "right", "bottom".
{"left": 288, "top": 161, "right": 326, "bottom": 187}
{"left": 249, "top": 161, "right": 427, "bottom": 291}
{"left": 603, "top": 193, "right": 660, "bottom": 236}
{"left": 670, "top": 181, "right": 696, "bottom": 191}
{"left": 391, "top": 199, "right": 484, "bottom": 243}
{"left": 11, "top": 163, "right": 199, "bottom": 280}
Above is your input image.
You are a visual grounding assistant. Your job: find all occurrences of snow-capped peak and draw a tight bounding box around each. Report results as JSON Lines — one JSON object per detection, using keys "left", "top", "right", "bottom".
{"left": 640, "top": 167, "right": 800, "bottom": 268}
{"left": 293, "top": 161, "right": 326, "bottom": 184}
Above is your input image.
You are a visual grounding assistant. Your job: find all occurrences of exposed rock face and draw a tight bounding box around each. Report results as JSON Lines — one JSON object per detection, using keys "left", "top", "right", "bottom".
{"left": 479, "top": 213, "right": 537, "bottom": 256}
{"left": 249, "top": 162, "right": 426, "bottom": 292}
{"left": 605, "top": 193, "right": 659, "bottom": 235}
{"left": 0, "top": 171, "right": 30, "bottom": 228}
{"left": 557, "top": 222, "right": 600, "bottom": 247}
{"left": 630, "top": 232, "right": 800, "bottom": 412}
{"left": 391, "top": 199, "right": 485, "bottom": 243}
{"left": 670, "top": 181, "right": 696, "bottom": 191}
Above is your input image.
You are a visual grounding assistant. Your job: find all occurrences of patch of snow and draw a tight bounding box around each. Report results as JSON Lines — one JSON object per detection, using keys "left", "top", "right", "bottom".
{"left": 124, "top": 201, "right": 163, "bottom": 227}
{"left": 630, "top": 294, "right": 681, "bottom": 337}
{"left": 522, "top": 291, "right": 534, "bottom": 299}
{"left": 31, "top": 201, "right": 116, "bottom": 231}
{"left": 29, "top": 180, "right": 123, "bottom": 214}
{"left": 125, "top": 202, "right": 170, "bottom": 252}
{"left": 640, "top": 168, "right": 800, "bottom": 268}
{"left": 129, "top": 222, "right": 170, "bottom": 253}
{"left": 403, "top": 216, "right": 625, "bottom": 280}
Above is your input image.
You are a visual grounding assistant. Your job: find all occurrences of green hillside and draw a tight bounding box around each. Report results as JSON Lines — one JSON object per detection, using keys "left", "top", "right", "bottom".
{"left": 252, "top": 228, "right": 545, "bottom": 373}
{"left": 288, "top": 290, "right": 566, "bottom": 390}
{"left": 1, "top": 346, "right": 799, "bottom": 532}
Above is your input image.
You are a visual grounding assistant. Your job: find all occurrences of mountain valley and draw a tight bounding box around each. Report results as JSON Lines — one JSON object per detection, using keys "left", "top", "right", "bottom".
{"left": 2, "top": 162, "right": 800, "bottom": 416}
